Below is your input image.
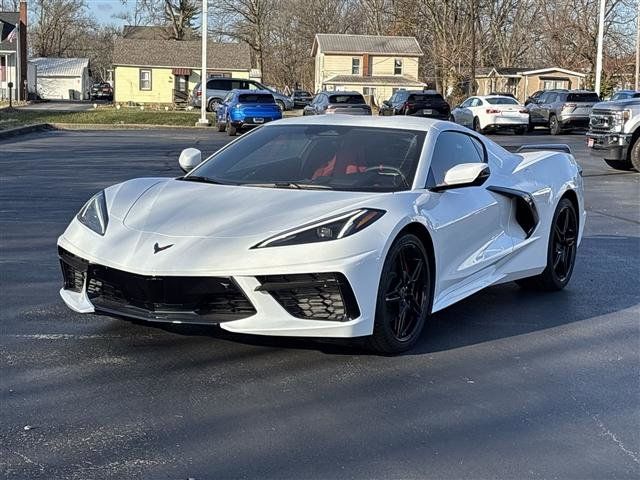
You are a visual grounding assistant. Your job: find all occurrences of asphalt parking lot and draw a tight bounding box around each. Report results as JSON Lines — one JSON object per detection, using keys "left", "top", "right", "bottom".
{"left": 1, "top": 127, "right": 638, "bottom": 479}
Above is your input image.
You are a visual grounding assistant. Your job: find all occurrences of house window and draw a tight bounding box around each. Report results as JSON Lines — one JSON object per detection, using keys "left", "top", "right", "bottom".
{"left": 394, "top": 59, "right": 403, "bottom": 75}
{"left": 352, "top": 57, "right": 360, "bottom": 75}
{"left": 541, "top": 78, "right": 569, "bottom": 90}
{"left": 363, "top": 87, "right": 376, "bottom": 96}
{"left": 139, "top": 69, "right": 152, "bottom": 90}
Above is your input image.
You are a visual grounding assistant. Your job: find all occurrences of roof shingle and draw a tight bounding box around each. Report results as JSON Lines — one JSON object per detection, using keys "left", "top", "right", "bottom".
{"left": 313, "top": 34, "right": 423, "bottom": 56}
{"left": 112, "top": 39, "right": 252, "bottom": 71}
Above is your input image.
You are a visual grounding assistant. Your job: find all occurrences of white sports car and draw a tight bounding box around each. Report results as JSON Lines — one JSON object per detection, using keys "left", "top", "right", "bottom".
{"left": 450, "top": 95, "right": 530, "bottom": 134}
{"left": 58, "top": 116, "right": 585, "bottom": 354}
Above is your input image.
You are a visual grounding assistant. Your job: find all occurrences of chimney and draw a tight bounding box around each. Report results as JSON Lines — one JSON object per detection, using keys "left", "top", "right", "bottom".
{"left": 18, "top": 0, "right": 27, "bottom": 101}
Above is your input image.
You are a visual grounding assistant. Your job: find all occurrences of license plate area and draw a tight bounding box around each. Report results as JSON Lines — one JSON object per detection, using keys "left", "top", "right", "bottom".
{"left": 422, "top": 109, "right": 434, "bottom": 115}
{"left": 587, "top": 137, "right": 595, "bottom": 148}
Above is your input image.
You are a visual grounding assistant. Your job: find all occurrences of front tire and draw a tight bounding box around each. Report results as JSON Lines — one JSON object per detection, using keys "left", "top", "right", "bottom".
{"left": 517, "top": 198, "right": 578, "bottom": 291}
{"left": 514, "top": 126, "right": 526, "bottom": 135}
{"left": 367, "top": 234, "right": 432, "bottom": 354}
{"left": 549, "top": 115, "right": 561, "bottom": 135}
{"left": 604, "top": 159, "right": 634, "bottom": 171}
{"left": 207, "top": 98, "right": 222, "bottom": 112}
{"left": 276, "top": 99, "right": 285, "bottom": 111}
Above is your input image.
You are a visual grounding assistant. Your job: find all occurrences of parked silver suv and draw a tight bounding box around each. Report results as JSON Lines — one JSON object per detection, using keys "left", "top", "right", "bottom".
{"left": 190, "top": 78, "right": 294, "bottom": 111}
{"left": 587, "top": 98, "right": 640, "bottom": 171}
{"left": 527, "top": 90, "right": 600, "bottom": 135}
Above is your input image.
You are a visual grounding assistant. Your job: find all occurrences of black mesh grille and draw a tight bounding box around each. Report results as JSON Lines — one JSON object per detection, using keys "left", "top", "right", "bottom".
{"left": 59, "top": 248, "right": 88, "bottom": 292}
{"left": 86, "top": 264, "right": 256, "bottom": 323}
{"left": 256, "top": 273, "right": 360, "bottom": 322}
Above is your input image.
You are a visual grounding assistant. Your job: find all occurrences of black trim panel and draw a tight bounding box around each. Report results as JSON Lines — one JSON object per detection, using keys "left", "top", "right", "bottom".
{"left": 487, "top": 186, "right": 540, "bottom": 238}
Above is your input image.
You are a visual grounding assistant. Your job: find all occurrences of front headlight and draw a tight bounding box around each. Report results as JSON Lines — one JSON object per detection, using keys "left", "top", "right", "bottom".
{"left": 77, "top": 191, "right": 109, "bottom": 235}
{"left": 253, "top": 208, "right": 385, "bottom": 248}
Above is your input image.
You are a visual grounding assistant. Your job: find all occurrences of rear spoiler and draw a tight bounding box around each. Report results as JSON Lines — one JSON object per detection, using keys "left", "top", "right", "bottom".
{"left": 516, "top": 144, "right": 572, "bottom": 154}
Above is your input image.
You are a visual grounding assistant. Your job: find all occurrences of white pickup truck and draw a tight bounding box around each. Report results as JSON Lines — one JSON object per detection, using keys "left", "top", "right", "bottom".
{"left": 586, "top": 99, "right": 640, "bottom": 171}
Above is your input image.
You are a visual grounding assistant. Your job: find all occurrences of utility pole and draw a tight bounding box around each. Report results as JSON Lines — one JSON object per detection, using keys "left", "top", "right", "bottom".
{"left": 594, "top": 0, "right": 606, "bottom": 95}
{"left": 197, "top": 0, "right": 209, "bottom": 126}
{"left": 635, "top": 2, "right": 640, "bottom": 91}
{"left": 470, "top": 0, "right": 476, "bottom": 95}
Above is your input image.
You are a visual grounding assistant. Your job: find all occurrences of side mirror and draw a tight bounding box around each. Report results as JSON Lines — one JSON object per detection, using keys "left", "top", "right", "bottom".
{"left": 179, "top": 148, "right": 202, "bottom": 173}
{"left": 431, "top": 163, "right": 490, "bottom": 192}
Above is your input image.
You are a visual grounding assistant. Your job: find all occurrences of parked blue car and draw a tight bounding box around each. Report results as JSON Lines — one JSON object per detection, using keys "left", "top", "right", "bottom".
{"left": 216, "top": 90, "right": 283, "bottom": 136}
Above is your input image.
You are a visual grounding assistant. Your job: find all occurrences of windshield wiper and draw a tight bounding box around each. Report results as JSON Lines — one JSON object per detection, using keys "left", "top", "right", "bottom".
{"left": 178, "top": 176, "right": 228, "bottom": 185}
{"left": 243, "top": 182, "right": 333, "bottom": 190}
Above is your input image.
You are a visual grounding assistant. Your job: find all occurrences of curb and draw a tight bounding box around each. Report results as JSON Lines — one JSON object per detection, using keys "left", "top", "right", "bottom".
{"left": 0, "top": 122, "right": 215, "bottom": 139}
{"left": 0, "top": 123, "right": 53, "bottom": 139}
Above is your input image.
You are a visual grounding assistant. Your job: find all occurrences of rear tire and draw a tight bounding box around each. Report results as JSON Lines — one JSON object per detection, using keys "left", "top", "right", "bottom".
{"left": 514, "top": 126, "right": 526, "bottom": 135}
{"left": 226, "top": 121, "right": 237, "bottom": 136}
{"left": 516, "top": 198, "right": 578, "bottom": 291}
{"left": 217, "top": 121, "right": 226, "bottom": 132}
{"left": 207, "top": 97, "right": 222, "bottom": 112}
{"left": 366, "top": 234, "right": 432, "bottom": 354}
{"left": 549, "top": 115, "right": 561, "bottom": 135}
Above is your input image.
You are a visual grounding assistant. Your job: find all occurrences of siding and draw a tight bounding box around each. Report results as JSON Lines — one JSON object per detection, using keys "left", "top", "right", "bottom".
{"left": 115, "top": 66, "right": 251, "bottom": 104}
{"left": 322, "top": 54, "right": 361, "bottom": 81}
{"left": 370, "top": 56, "right": 419, "bottom": 79}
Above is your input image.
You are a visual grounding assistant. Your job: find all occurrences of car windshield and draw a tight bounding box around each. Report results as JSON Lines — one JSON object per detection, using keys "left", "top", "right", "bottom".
{"left": 485, "top": 97, "right": 519, "bottom": 105}
{"left": 330, "top": 95, "right": 365, "bottom": 104}
{"left": 189, "top": 125, "right": 426, "bottom": 192}
{"left": 567, "top": 92, "right": 599, "bottom": 102}
{"left": 238, "top": 93, "right": 274, "bottom": 103}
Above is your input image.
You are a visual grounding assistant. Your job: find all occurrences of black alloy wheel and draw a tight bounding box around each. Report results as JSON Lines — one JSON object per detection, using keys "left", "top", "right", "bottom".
{"left": 517, "top": 198, "right": 578, "bottom": 291}
{"left": 473, "top": 117, "right": 483, "bottom": 133}
{"left": 368, "top": 234, "right": 431, "bottom": 354}
{"left": 550, "top": 201, "right": 578, "bottom": 283}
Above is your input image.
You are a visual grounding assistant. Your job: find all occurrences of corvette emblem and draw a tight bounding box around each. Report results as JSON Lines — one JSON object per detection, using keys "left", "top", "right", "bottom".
{"left": 153, "top": 242, "right": 174, "bottom": 254}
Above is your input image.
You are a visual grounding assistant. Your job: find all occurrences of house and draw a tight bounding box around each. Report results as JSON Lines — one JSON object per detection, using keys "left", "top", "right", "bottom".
{"left": 311, "top": 33, "right": 426, "bottom": 105}
{"left": 112, "top": 38, "right": 253, "bottom": 105}
{"left": 0, "top": 1, "right": 28, "bottom": 101}
{"left": 30, "top": 57, "right": 90, "bottom": 100}
{"left": 475, "top": 67, "right": 586, "bottom": 102}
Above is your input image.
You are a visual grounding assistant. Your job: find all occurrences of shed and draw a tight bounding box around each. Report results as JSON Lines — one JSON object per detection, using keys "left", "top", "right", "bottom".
{"left": 30, "top": 57, "right": 90, "bottom": 100}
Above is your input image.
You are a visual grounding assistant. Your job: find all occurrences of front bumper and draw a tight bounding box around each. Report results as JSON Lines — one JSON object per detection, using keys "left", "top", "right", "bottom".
{"left": 57, "top": 241, "right": 380, "bottom": 338}
{"left": 586, "top": 131, "right": 632, "bottom": 160}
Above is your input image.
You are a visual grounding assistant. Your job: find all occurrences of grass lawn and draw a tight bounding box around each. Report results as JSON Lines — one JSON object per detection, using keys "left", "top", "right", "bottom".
{"left": 0, "top": 108, "right": 216, "bottom": 130}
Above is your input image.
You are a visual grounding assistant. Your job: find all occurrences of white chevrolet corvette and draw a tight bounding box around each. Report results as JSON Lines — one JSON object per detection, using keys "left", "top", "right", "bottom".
{"left": 58, "top": 116, "right": 585, "bottom": 354}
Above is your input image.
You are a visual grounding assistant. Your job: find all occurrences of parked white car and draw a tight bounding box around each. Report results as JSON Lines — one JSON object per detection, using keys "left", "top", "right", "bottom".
{"left": 450, "top": 95, "right": 530, "bottom": 134}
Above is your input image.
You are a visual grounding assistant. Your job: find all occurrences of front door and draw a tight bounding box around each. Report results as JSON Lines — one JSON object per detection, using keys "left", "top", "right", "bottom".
{"left": 173, "top": 75, "right": 189, "bottom": 103}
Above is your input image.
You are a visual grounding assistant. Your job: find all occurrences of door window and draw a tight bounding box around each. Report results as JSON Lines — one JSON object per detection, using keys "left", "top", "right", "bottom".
{"left": 460, "top": 98, "right": 473, "bottom": 108}
{"left": 208, "top": 79, "right": 231, "bottom": 90}
{"left": 427, "top": 131, "right": 485, "bottom": 188}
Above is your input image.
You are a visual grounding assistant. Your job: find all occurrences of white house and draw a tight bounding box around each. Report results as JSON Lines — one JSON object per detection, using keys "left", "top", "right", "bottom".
{"left": 30, "top": 57, "right": 90, "bottom": 100}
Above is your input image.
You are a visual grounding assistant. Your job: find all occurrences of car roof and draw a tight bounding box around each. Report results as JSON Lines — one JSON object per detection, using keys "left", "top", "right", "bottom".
{"left": 319, "top": 90, "right": 363, "bottom": 96}
{"left": 265, "top": 113, "right": 459, "bottom": 132}
{"left": 231, "top": 89, "right": 273, "bottom": 95}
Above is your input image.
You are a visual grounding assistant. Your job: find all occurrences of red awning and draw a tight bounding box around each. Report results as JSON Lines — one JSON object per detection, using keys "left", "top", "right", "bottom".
{"left": 172, "top": 68, "right": 191, "bottom": 76}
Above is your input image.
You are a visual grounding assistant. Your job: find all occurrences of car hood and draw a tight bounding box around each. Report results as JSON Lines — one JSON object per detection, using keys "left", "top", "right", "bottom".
{"left": 593, "top": 99, "right": 640, "bottom": 111}
{"left": 120, "top": 178, "right": 381, "bottom": 239}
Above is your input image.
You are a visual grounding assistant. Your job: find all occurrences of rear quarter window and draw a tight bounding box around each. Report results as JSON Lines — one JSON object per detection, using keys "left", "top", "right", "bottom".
{"left": 329, "top": 94, "right": 365, "bottom": 104}
{"left": 567, "top": 93, "right": 600, "bottom": 102}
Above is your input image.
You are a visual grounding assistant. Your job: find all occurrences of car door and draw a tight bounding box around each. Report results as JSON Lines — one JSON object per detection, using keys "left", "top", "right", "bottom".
{"left": 380, "top": 93, "right": 395, "bottom": 116}
{"left": 452, "top": 98, "right": 471, "bottom": 126}
{"left": 538, "top": 92, "right": 557, "bottom": 124}
{"left": 418, "top": 130, "right": 513, "bottom": 306}
{"left": 217, "top": 92, "right": 233, "bottom": 121}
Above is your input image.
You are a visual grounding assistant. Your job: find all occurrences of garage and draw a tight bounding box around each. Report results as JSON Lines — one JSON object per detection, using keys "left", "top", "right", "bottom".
{"left": 30, "top": 57, "right": 90, "bottom": 100}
